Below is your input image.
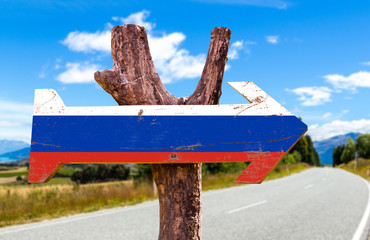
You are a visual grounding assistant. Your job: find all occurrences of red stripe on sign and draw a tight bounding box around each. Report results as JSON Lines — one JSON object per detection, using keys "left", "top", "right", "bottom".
{"left": 234, "top": 152, "right": 286, "bottom": 183}
{"left": 28, "top": 152, "right": 285, "bottom": 183}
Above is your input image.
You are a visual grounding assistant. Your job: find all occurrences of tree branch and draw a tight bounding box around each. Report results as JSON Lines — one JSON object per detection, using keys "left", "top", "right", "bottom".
{"left": 186, "top": 27, "right": 231, "bottom": 105}
{"left": 94, "top": 24, "right": 231, "bottom": 240}
{"left": 94, "top": 25, "right": 231, "bottom": 106}
{"left": 95, "top": 24, "right": 177, "bottom": 105}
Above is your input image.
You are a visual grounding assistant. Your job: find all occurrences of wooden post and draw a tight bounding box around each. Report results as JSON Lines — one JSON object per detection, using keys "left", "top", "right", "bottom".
{"left": 94, "top": 24, "right": 231, "bottom": 240}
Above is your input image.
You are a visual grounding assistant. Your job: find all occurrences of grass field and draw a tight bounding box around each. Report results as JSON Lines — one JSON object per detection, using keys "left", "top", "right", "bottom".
{"left": 0, "top": 180, "right": 152, "bottom": 227}
{"left": 0, "top": 166, "right": 77, "bottom": 185}
{"left": 202, "top": 163, "right": 310, "bottom": 191}
{"left": 0, "top": 167, "right": 28, "bottom": 178}
{"left": 338, "top": 158, "right": 370, "bottom": 181}
{"left": 0, "top": 166, "right": 28, "bottom": 184}
{"left": 0, "top": 163, "right": 311, "bottom": 227}
{"left": 0, "top": 177, "right": 17, "bottom": 184}
{"left": 0, "top": 166, "right": 18, "bottom": 171}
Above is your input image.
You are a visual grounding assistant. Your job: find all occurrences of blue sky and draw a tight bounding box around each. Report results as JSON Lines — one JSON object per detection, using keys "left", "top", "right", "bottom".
{"left": 1, "top": 0, "right": 370, "bottom": 143}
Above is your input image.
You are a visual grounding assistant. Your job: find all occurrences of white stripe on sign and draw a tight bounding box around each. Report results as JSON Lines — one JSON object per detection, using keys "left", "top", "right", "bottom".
{"left": 33, "top": 82, "right": 293, "bottom": 117}
{"left": 227, "top": 200, "right": 267, "bottom": 214}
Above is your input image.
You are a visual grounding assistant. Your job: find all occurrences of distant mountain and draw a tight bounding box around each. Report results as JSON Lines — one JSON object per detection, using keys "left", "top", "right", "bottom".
{"left": 313, "top": 132, "right": 361, "bottom": 165}
{"left": 0, "top": 140, "right": 29, "bottom": 155}
{"left": 17, "top": 156, "right": 30, "bottom": 165}
{"left": 0, "top": 147, "right": 30, "bottom": 162}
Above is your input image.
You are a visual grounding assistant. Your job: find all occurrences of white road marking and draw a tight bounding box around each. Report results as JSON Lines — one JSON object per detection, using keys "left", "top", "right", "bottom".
{"left": 352, "top": 176, "right": 370, "bottom": 240}
{"left": 0, "top": 201, "right": 157, "bottom": 235}
{"left": 227, "top": 200, "right": 267, "bottom": 214}
{"left": 304, "top": 184, "right": 314, "bottom": 189}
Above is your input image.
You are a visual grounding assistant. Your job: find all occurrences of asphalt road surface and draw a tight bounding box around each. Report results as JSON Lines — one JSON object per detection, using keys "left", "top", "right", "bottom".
{"left": 1, "top": 168, "right": 369, "bottom": 240}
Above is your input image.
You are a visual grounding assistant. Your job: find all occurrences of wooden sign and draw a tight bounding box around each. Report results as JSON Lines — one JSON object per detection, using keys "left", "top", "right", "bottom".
{"left": 29, "top": 81, "right": 307, "bottom": 183}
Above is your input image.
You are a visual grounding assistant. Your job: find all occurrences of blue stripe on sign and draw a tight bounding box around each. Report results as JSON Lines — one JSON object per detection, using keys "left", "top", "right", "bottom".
{"left": 31, "top": 115, "right": 307, "bottom": 153}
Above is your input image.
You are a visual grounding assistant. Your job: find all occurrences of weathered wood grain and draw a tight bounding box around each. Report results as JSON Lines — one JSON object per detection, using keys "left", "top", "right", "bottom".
{"left": 94, "top": 24, "right": 231, "bottom": 240}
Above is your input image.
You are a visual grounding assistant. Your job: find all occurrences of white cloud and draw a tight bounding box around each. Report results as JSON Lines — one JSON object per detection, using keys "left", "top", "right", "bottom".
{"left": 148, "top": 32, "right": 186, "bottom": 61}
{"left": 61, "top": 10, "right": 155, "bottom": 54}
{"left": 0, "top": 125, "right": 31, "bottom": 142}
{"left": 309, "top": 119, "right": 370, "bottom": 141}
{"left": 286, "top": 86, "right": 332, "bottom": 106}
{"left": 361, "top": 62, "right": 370, "bottom": 66}
{"left": 299, "top": 109, "right": 350, "bottom": 122}
{"left": 62, "top": 10, "right": 238, "bottom": 84}
{"left": 55, "top": 58, "right": 62, "bottom": 70}
{"left": 62, "top": 30, "right": 111, "bottom": 53}
{"left": 228, "top": 40, "right": 256, "bottom": 59}
{"left": 154, "top": 48, "right": 206, "bottom": 84}
{"left": 0, "top": 121, "right": 24, "bottom": 127}
{"left": 334, "top": 109, "right": 349, "bottom": 120}
{"left": 145, "top": 32, "right": 206, "bottom": 83}
{"left": 228, "top": 41, "right": 244, "bottom": 60}
{"left": 39, "top": 63, "right": 48, "bottom": 79}
{"left": 266, "top": 35, "right": 279, "bottom": 44}
{"left": 288, "top": 70, "right": 370, "bottom": 108}
{"left": 113, "top": 10, "right": 155, "bottom": 31}
{"left": 0, "top": 100, "right": 33, "bottom": 142}
{"left": 0, "top": 100, "right": 33, "bottom": 113}
{"left": 56, "top": 62, "right": 101, "bottom": 84}
{"left": 115, "top": 11, "right": 206, "bottom": 83}
{"left": 341, "top": 109, "right": 349, "bottom": 115}
{"left": 324, "top": 71, "right": 370, "bottom": 90}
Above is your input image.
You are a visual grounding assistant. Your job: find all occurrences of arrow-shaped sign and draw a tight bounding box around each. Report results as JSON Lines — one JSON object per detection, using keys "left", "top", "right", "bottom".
{"left": 29, "top": 82, "right": 307, "bottom": 183}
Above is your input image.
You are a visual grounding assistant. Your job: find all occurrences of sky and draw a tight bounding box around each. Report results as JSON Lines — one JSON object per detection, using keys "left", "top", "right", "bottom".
{"left": 0, "top": 0, "right": 370, "bottom": 143}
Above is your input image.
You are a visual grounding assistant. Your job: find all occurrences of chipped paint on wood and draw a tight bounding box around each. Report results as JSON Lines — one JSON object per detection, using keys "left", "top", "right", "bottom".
{"left": 29, "top": 81, "right": 307, "bottom": 184}
{"left": 33, "top": 82, "right": 293, "bottom": 116}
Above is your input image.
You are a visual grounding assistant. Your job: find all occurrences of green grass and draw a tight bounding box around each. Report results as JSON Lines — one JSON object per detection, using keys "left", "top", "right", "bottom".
{"left": 34, "top": 177, "right": 73, "bottom": 185}
{"left": 0, "top": 163, "right": 311, "bottom": 227}
{"left": 0, "top": 181, "right": 154, "bottom": 227}
{"left": 0, "top": 171, "right": 28, "bottom": 178}
{"left": 0, "top": 166, "right": 28, "bottom": 178}
{"left": 0, "top": 166, "right": 75, "bottom": 186}
{"left": 55, "top": 165, "right": 78, "bottom": 178}
{"left": 338, "top": 158, "right": 370, "bottom": 181}
{"left": 202, "top": 163, "right": 311, "bottom": 191}
{"left": 4, "top": 177, "right": 76, "bottom": 187}
{"left": 265, "top": 163, "right": 310, "bottom": 181}
{"left": 0, "top": 166, "right": 18, "bottom": 171}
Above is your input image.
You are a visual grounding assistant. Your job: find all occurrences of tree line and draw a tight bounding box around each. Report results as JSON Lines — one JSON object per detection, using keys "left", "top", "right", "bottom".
{"left": 280, "top": 134, "right": 321, "bottom": 166}
{"left": 333, "top": 133, "right": 370, "bottom": 166}
{"left": 71, "top": 164, "right": 130, "bottom": 184}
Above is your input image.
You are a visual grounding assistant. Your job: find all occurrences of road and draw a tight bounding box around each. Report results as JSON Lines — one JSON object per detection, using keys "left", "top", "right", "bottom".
{"left": 1, "top": 168, "right": 369, "bottom": 240}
